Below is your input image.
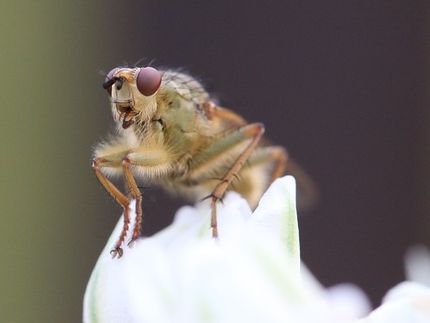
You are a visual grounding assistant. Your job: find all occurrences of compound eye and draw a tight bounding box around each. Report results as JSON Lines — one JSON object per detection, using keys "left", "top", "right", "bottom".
{"left": 136, "top": 67, "right": 162, "bottom": 96}
{"left": 103, "top": 68, "right": 118, "bottom": 96}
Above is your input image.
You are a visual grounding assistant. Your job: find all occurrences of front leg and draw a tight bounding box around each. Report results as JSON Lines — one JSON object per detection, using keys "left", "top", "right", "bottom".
{"left": 93, "top": 144, "right": 172, "bottom": 257}
{"left": 122, "top": 157, "right": 142, "bottom": 245}
{"left": 92, "top": 156, "right": 130, "bottom": 258}
{"left": 122, "top": 149, "right": 173, "bottom": 244}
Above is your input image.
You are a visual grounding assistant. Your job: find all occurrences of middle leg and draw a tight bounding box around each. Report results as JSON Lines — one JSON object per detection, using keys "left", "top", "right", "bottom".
{"left": 209, "top": 123, "right": 264, "bottom": 237}
{"left": 186, "top": 123, "right": 265, "bottom": 237}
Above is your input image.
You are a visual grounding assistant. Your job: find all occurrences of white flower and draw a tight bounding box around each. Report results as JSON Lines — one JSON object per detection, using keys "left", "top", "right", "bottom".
{"left": 405, "top": 245, "right": 430, "bottom": 287}
{"left": 357, "top": 246, "right": 430, "bottom": 323}
{"left": 83, "top": 176, "right": 372, "bottom": 323}
{"left": 357, "top": 282, "right": 430, "bottom": 323}
{"left": 84, "top": 175, "right": 430, "bottom": 322}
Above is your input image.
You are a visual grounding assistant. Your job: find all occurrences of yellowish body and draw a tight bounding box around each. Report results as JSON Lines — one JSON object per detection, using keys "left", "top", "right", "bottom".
{"left": 93, "top": 67, "right": 312, "bottom": 257}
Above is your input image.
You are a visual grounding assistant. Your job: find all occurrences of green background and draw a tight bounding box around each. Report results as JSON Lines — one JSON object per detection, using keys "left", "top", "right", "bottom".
{"left": 0, "top": 2, "right": 153, "bottom": 322}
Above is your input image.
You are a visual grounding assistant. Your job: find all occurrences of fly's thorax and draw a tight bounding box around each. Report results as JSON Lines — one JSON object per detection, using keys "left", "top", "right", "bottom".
{"left": 151, "top": 72, "right": 212, "bottom": 146}
{"left": 151, "top": 96, "right": 204, "bottom": 154}
{"left": 159, "top": 70, "right": 209, "bottom": 104}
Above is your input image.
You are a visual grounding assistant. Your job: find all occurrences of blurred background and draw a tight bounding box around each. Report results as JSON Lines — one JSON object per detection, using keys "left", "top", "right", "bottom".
{"left": 1, "top": 1, "right": 429, "bottom": 322}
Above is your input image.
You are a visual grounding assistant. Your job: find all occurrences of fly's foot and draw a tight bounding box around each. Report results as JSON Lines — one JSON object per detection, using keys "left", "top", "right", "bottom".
{"left": 110, "top": 246, "right": 124, "bottom": 259}
{"left": 127, "top": 239, "right": 137, "bottom": 248}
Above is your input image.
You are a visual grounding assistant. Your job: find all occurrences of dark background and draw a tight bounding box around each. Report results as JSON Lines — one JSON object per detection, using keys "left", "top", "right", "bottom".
{"left": 1, "top": 1, "right": 429, "bottom": 322}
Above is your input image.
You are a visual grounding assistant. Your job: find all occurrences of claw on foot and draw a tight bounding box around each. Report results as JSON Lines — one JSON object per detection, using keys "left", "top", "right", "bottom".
{"left": 110, "top": 247, "right": 123, "bottom": 259}
{"left": 127, "top": 239, "right": 137, "bottom": 248}
{"left": 211, "top": 226, "right": 219, "bottom": 239}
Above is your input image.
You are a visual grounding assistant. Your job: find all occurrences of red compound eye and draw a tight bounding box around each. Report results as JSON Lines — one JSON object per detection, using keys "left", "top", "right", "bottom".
{"left": 136, "top": 67, "right": 162, "bottom": 96}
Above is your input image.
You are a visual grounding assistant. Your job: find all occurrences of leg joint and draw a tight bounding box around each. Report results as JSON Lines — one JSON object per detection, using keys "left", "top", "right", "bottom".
{"left": 242, "top": 122, "right": 265, "bottom": 137}
{"left": 122, "top": 157, "right": 131, "bottom": 167}
{"left": 92, "top": 158, "right": 105, "bottom": 169}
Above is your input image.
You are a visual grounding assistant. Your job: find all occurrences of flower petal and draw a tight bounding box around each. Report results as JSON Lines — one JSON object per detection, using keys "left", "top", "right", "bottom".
{"left": 405, "top": 245, "right": 430, "bottom": 287}
{"left": 252, "top": 176, "right": 300, "bottom": 268}
{"left": 84, "top": 176, "right": 351, "bottom": 323}
{"left": 357, "top": 282, "right": 430, "bottom": 323}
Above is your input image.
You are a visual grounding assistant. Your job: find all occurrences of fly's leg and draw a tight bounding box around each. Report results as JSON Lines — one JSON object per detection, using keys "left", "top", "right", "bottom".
{"left": 92, "top": 157, "right": 130, "bottom": 258}
{"left": 93, "top": 149, "right": 173, "bottom": 256}
{"left": 202, "top": 101, "right": 247, "bottom": 126}
{"left": 194, "top": 123, "right": 265, "bottom": 237}
{"left": 246, "top": 146, "right": 288, "bottom": 184}
{"left": 200, "top": 101, "right": 316, "bottom": 209}
{"left": 247, "top": 146, "right": 317, "bottom": 210}
{"left": 122, "top": 150, "right": 174, "bottom": 244}
{"left": 122, "top": 158, "right": 142, "bottom": 245}
{"left": 268, "top": 147, "right": 288, "bottom": 183}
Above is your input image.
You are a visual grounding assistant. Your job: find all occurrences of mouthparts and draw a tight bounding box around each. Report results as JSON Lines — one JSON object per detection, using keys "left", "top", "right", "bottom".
{"left": 115, "top": 104, "right": 136, "bottom": 129}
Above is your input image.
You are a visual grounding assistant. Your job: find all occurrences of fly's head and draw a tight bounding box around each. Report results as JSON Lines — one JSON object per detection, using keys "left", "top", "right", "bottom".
{"left": 103, "top": 67, "right": 162, "bottom": 130}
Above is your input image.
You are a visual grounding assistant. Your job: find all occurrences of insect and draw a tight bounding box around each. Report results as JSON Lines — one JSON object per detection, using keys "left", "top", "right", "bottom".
{"left": 93, "top": 66, "right": 316, "bottom": 258}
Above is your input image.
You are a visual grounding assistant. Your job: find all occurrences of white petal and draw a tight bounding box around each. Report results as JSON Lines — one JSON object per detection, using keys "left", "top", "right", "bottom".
{"left": 252, "top": 176, "right": 300, "bottom": 268}
{"left": 84, "top": 176, "right": 347, "bottom": 323}
{"left": 325, "top": 283, "right": 371, "bottom": 319}
{"left": 357, "top": 282, "right": 430, "bottom": 323}
{"left": 405, "top": 245, "right": 430, "bottom": 286}
{"left": 382, "top": 281, "right": 430, "bottom": 304}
